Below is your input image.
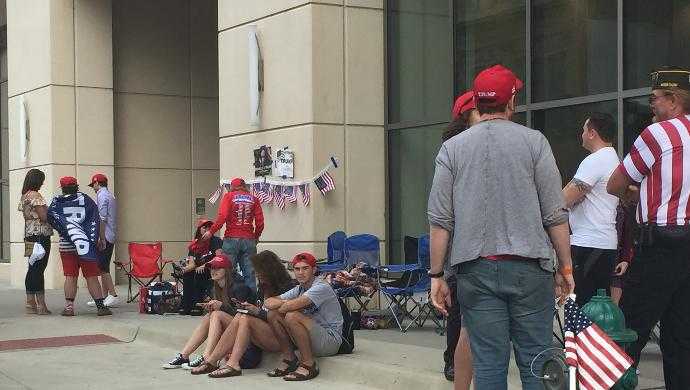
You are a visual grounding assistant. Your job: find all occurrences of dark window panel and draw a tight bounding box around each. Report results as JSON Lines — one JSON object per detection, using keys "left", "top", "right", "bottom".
{"left": 531, "top": 0, "right": 617, "bottom": 102}
{"left": 454, "top": 0, "right": 526, "bottom": 105}
{"left": 623, "top": 96, "right": 654, "bottom": 155}
{"left": 388, "top": 0, "right": 452, "bottom": 125}
{"left": 624, "top": 0, "right": 690, "bottom": 89}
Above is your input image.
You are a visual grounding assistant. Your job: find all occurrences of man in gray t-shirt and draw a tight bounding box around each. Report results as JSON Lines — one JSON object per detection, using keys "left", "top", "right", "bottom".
{"left": 264, "top": 252, "right": 343, "bottom": 381}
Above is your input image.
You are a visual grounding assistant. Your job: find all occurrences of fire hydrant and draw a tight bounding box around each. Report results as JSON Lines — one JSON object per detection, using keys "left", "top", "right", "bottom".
{"left": 581, "top": 289, "right": 639, "bottom": 390}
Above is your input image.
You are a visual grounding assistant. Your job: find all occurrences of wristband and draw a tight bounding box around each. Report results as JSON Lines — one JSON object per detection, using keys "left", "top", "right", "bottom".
{"left": 558, "top": 266, "right": 573, "bottom": 276}
{"left": 428, "top": 269, "right": 444, "bottom": 278}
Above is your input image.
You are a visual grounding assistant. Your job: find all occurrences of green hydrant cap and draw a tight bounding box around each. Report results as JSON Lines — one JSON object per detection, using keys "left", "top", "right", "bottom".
{"left": 581, "top": 289, "right": 637, "bottom": 344}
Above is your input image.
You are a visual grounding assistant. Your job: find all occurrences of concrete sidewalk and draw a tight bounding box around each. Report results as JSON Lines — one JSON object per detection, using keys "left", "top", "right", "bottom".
{"left": 0, "top": 285, "right": 666, "bottom": 389}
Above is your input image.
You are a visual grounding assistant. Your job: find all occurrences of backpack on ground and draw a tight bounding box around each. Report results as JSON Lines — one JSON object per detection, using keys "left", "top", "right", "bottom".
{"left": 337, "top": 297, "right": 355, "bottom": 354}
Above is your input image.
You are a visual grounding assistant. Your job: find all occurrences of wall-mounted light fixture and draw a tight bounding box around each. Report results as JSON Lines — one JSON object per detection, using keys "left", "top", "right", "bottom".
{"left": 248, "top": 25, "right": 263, "bottom": 126}
{"left": 18, "top": 96, "right": 29, "bottom": 162}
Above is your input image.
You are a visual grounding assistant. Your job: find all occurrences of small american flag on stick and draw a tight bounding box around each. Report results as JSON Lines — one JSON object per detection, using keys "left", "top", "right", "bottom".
{"left": 564, "top": 297, "right": 633, "bottom": 390}
{"left": 299, "top": 183, "right": 311, "bottom": 206}
{"left": 314, "top": 171, "right": 336, "bottom": 195}
{"left": 284, "top": 185, "right": 298, "bottom": 204}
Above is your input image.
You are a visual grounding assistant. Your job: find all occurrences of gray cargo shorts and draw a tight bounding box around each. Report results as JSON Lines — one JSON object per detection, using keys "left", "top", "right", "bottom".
{"left": 309, "top": 323, "right": 341, "bottom": 357}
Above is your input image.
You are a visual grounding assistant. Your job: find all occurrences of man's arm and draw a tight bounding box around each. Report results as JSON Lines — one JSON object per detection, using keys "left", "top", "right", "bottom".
{"left": 207, "top": 193, "right": 230, "bottom": 236}
{"left": 607, "top": 166, "right": 639, "bottom": 205}
{"left": 427, "top": 144, "right": 455, "bottom": 317}
{"left": 253, "top": 198, "right": 264, "bottom": 239}
{"left": 562, "top": 179, "right": 591, "bottom": 209}
{"left": 547, "top": 222, "right": 575, "bottom": 301}
{"left": 277, "top": 296, "right": 312, "bottom": 313}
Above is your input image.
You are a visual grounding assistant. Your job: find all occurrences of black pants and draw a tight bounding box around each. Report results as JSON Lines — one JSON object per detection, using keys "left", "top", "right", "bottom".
{"left": 181, "top": 270, "right": 211, "bottom": 311}
{"left": 25, "top": 235, "right": 51, "bottom": 294}
{"left": 444, "top": 275, "right": 462, "bottom": 366}
{"left": 571, "top": 245, "right": 616, "bottom": 306}
{"left": 620, "top": 229, "right": 690, "bottom": 390}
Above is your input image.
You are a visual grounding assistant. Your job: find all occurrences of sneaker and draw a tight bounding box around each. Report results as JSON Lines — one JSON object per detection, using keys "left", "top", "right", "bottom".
{"left": 103, "top": 295, "right": 120, "bottom": 308}
{"left": 97, "top": 306, "right": 112, "bottom": 316}
{"left": 182, "top": 355, "right": 205, "bottom": 370}
{"left": 86, "top": 300, "right": 96, "bottom": 307}
{"left": 61, "top": 306, "right": 75, "bottom": 317}
{"left": 163, "top": 353, "right": 189, "bottom": 369}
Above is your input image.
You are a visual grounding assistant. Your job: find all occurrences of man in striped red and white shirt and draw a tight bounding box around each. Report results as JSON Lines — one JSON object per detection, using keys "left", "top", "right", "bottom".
{"left": 607, "top": 66, "right": 690, "bottom": 390}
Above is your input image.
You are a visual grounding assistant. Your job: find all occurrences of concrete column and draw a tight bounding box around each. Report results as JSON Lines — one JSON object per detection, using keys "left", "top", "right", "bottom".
{"left": 217, "top": 1, "right": 385, "bottom": 260}
{"left": 7, "top": 0, "right": 114, "bottom": 289}
{"left": 112, "top": 0, "right": 219, "bottom": 283}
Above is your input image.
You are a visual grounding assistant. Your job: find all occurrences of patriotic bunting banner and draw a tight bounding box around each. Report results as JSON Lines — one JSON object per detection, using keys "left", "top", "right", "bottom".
{"left": 299, "top": 184, "right": 311, "bottom": 207}
{"left": 210, "top": 157, "right": 338, "bottom": 210}
{"left": 284, "top": 185, "right": 297, "bottom": 204}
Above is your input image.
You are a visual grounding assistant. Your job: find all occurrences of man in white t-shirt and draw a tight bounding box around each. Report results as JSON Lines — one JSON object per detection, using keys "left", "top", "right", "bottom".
{"left": 562, "top": 112, "right": 620, "bottom": 306}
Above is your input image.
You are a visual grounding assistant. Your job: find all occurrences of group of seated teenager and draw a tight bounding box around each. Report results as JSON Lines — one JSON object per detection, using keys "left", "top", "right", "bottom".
{"left": 163, "top": 250, "right": 345, "bottom": 381}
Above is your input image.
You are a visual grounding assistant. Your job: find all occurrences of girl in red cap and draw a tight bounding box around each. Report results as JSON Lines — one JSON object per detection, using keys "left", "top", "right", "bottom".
{"left": 175, "top": 219, "right": 223, "bottom": 315}
{"left": 163, "top": 252, "right": 256, "bottom": 371}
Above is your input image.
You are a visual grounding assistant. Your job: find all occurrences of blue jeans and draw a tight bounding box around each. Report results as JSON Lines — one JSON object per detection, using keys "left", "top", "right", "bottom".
{"left": 222, "top": 238, "right": 257, "bottom": 292}
{"left": 456, "top": 258, "right": 554, "bottom": 390}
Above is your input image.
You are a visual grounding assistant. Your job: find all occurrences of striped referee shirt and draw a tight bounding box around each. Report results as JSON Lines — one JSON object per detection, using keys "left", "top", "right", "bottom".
{"left": 619, "top": 114, "right": 690, "bottom": 226}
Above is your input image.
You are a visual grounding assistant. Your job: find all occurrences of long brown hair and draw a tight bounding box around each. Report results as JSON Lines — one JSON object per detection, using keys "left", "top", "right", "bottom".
{"left": 441, "top": 112, "right": 470, "bottom": 141}
{"left": 212, "top": 269, "right": 234, "bottom": 306}
{"left": 21, "top": 169, "right": 45, "bottom": 195}
{"left": 251, "top": 250, "right": 295, "bottom": 298}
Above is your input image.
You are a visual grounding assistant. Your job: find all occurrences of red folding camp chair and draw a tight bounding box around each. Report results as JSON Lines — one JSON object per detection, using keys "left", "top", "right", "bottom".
{"left": 114, "top": 242, "right": 174, "bottom": 303}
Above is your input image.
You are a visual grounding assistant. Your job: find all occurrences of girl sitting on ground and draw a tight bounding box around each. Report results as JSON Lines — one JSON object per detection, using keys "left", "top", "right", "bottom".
{"left": 193, "top": 250, "right": 297, "bottom": 378}
{"left": 163, "top": 253, "right": 255, "bottom": 370}
{"left": 176, "top": 219, "right": 223, "bottom": 315}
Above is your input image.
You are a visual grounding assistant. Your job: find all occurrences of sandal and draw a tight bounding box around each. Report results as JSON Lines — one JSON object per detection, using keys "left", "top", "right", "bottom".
{"left": 37, "top": 307, "right": 52, "bottom": 315}
{"left": 25, "top": 305, "right": 38, "bottom": 315}
{"left": 267, "top": 358, "right": 299, "bottom": 377}
{"left": 208, "top": 366, "right": 242, "bottom": 378}
{"left": 283, "top": 362, "right": 319, "bottom": 381}
{"left": 191, "top": 362, "right": 218, "bottom": 375}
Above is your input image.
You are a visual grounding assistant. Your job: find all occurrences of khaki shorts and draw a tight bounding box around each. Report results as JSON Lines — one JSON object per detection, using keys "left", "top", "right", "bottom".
{"left": 309, "top": 323, "right": 341, "bottom": 357}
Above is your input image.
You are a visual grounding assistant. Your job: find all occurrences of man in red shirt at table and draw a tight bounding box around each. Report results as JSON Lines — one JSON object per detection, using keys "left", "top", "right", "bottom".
{"left": 203, "top": 178, "right": 264, "bottom": 292}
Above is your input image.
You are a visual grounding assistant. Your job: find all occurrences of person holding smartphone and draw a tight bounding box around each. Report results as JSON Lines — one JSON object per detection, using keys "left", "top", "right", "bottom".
{"left": 199, "top": 250, "right": 297, "bottom": 378}
{"left": 162, "top": 253, "right": 255, "bottom": 371}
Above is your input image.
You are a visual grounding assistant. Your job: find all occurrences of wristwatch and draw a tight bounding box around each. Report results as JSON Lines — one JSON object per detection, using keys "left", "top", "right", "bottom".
{"left": 427, "top": 269, "right": 444, "bottom": 278}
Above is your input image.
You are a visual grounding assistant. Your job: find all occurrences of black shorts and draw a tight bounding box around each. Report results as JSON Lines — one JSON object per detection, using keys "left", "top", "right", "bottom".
{"left": 98, "top": 241, "right": 115, "bottom": 273}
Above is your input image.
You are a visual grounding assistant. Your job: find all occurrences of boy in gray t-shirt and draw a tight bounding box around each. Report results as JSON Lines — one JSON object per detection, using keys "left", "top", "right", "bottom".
{"left": 264, "top": 252, "right": 343, "bottom": 381}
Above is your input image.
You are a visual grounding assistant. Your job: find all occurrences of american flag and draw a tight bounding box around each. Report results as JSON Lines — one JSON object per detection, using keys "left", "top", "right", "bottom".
{"left": 256, "top": 183, "right": 271, "bottom": 204}
{"left": 274, "top": 185, "right": 285, "bottom": 210}
{"left": 208, "top": 186, "right": 222, "bottom": 205}
{"left": 265, "top": 184, "right": 275, "bottom": 203}
{"left": 284, "top": 185, "right": 298, "bottom": 204}
{"left": 251, "top": 183, "right": 261, "bottom": 198}
{"left": 314, "top": 171, "right": 336, "bottom": 195}
{"left": 299, "top": 183, "right": 311, "bottom": 206}
{"left": 564, "top": 298, "right": 633, "bottom": 390}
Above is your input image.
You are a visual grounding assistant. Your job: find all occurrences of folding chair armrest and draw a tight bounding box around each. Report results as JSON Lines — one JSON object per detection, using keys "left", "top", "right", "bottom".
{"left": 113, "top": 259, "right": 130, "bottom": 269}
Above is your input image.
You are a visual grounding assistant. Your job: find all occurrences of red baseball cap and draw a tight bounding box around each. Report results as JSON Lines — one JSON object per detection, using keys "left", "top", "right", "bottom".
{"left": 207, "top": 253, "right": 232, "bottom": 269}
{"left": 230, "top": 178, "right": 245, "bottom": 188}
{"left": 472, "top": 65, "right": 524, "bottom": 107}
{"left": 59, "top": 176, "right": 78, "bottom": 188}
{"left": 88, "top": 173, "right": 108, "bottom": 187}
{"left": 451, "top": 91, "right": 476, "bottom": 119}
{"left": 291, "top": 252, "right": 317, "bottom": 268}
{"left": 196, "top": 219, "right": 212, "bottom": 229}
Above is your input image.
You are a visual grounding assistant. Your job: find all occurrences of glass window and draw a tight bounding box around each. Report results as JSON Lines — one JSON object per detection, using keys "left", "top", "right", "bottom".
{"left": 388, "top": 124, "right": 445, "bottom": 263}
{"left": 454, "top": 0, "right": 526, "bottom": 105}
{"left": 531, "top": 0, "right": 617, "bottom": 102}
{"left": 388, "top": 0, "right": 452, "bottom": 124}
{"left": 623, "top": 96, "right": 653, "bottom": 155}
{"left": 531, "top": 100, "right": 617, "bottom": 183}
{"left": 624, "top": 0, "right": 690, "bottom": 90}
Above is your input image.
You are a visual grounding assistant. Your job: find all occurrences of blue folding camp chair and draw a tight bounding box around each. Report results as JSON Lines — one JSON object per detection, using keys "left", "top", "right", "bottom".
{"left": 410, "top": 235, "right": 445, "bottom": 333}
{"left": 336, "top": 234, "right": 381, "bottom": 312}
{"left": 319, "top": 231, "right": 347, "bottom": 273}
